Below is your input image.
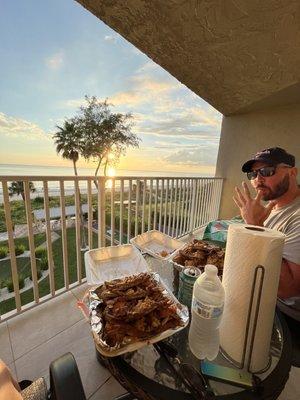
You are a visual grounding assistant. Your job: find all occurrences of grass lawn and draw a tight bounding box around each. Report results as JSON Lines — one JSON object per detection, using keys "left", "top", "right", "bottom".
{"left": 0, "top": 227, "right": 98, "bottom": 315}
{"left": 0, "top": 257, "right": 32, "bottom": 281}
{"left": 0, "top": 232, "right": 47, "bottom": 249}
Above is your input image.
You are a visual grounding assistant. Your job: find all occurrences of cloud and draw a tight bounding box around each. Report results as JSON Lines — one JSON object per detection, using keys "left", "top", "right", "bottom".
{"left": 164, "top": 144, "right": 219, "bottom": 167}
{"left": 104, "top": 35, "right": 117, "bottom": 43}
{"left": 109, "top": 91, "right": 143, "bottom": 106}
{"left": 136, "top": 61, "right": 160, "bottom": 74}
{"left": 134, "top": 109, "right": 221, "bottom": 140}
{"left": 105, "top": 64, "right": 222, "bottom": 141}
{"left": 59, "top": 62, "right": 222, "bottom": 160}
{"left": 62, "top": 98, "right": 85, "bottom": 109}
{"left": 109, "top": 76, "right": 180, "bottom": 109}
{"left": 0, "top": 112, "right": 50, "bottom": 141}
{"left": 45, "top": 50, "right": 64, "bottom": 70}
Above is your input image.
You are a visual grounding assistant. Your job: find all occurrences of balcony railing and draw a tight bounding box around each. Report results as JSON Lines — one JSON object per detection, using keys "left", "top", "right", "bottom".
{"left": 0, "top": 175, "right": 223, "bottom": 321}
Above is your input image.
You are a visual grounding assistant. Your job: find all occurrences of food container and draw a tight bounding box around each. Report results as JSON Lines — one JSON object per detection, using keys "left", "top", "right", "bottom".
{"left": 130, "top": 230, "right": 184, "bottom": 260}
{"left": 81, "top": 273, "right": 189, "bottom": 357}
{"left": 171, "top": 239, "right": 225, "bottom": 275}
{"left": 84, "top": 244, "right": 148, "bottom": 286}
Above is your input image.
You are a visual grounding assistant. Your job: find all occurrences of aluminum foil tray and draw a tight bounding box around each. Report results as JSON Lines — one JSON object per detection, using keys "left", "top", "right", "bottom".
{"left": 170, "top": 239, "right": 225, "bottom": 275}
{"left": 130, "top": 230, "right": 184, "bottom": 260}
{"left": 85, "top": 272, "right": 189, "bottom": 357}
{"left": 84, "top": 244, "right": 148, "bottom": 286}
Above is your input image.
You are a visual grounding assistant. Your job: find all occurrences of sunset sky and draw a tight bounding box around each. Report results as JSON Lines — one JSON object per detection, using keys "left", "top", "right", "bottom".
{"left": 0, "top": 0, "right": 222, "bottom": 175}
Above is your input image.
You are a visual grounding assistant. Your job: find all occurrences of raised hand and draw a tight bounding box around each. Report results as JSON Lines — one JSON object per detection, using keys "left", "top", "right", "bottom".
{"left": 233, "top": 181, "right": 275, "bottom": 226}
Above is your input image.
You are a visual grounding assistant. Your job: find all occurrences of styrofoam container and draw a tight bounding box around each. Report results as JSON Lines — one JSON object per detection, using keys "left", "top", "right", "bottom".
{"left": 130, "top": 230, "right": 184, "bottom": 260}
{"left": 84, "top": 244, "right": 148, "bottom": 286}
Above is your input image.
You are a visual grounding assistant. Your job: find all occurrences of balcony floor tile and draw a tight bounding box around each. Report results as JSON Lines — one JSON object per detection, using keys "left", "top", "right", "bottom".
{"left": 278, "top": 366, "right": 300, "bottom": 400}
{"left": 72, "top": 282, "right": 89, "bottom": 300}
{"left": 88, "top": 376, "right": 127, "bottom": 400}
{"left": 7, "top": 361, "right": 17, "bottom": 381}
{"left": 8, "top": 290, "right": 84, "bottom": 359}
{"left": 15, "top": 318, "right": 111, "bottom": 398}
{"left": 0, "top": 321, "right": 14, "bottom": 365}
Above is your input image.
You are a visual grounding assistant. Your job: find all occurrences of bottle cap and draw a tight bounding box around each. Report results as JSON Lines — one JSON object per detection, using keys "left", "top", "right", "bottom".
{"left": 204, "top": 264, "right": 218, "bottom": 276}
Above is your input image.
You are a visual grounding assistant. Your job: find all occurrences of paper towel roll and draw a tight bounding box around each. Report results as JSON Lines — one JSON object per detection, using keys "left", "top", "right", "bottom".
{"left": 219, "top": 224, "right": 285, "bottom": 373}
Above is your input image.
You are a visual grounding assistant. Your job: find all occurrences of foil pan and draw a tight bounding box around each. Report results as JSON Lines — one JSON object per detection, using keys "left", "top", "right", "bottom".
{"left": 85, "top": 272, "right": 189, "bottom": 357}
{"left": 171, "top": 239, "right": 225, "bottom": 274}
{"left": 130, "top": 230, "right": 184, "bottom": 260}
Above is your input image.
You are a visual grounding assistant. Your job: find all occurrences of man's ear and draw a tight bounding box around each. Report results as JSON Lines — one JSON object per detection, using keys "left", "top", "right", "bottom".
{"left": 290, "top": 167, "right": 298, "bottom": 178}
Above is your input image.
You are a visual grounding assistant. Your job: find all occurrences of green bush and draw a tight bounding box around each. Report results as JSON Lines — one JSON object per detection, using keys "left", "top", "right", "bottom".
{"left": 0, "top": 246, "right": 9, "bottom": 259}
{"left": 29, "top": 268, "right": 42, "bottom": 281}
{"left": 33, "top": 196, "right": 44, "bottom": 205}
{"left": 19, "top": 275, "right": 25, "bottom": 289}
{"left": 15, "top": 244, "right": 26, "bottom": 256}
{"left": 35, "top": 247, "right": 47, "bottom": 259}
{"left": 6, "top": 275, "right": 25, "bottom": 292}
{"left": 39, "top": 257, "right": 48, "bottom": 271}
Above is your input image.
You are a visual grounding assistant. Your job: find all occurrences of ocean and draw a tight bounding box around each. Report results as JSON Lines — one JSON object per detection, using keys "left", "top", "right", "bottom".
{"left": 0, "top": 163, "right": 210, "bottom": 178}
{"left": 0, "top": 163, "right": 212, "bottom": 202}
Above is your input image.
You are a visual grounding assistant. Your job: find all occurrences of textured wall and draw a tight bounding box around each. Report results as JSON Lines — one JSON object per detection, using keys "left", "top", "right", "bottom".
{"left": 216, "top": 104, "right": 300, "bottom": 219}
{"left": 77, "top": 0, "right": 300, "bottom": 115}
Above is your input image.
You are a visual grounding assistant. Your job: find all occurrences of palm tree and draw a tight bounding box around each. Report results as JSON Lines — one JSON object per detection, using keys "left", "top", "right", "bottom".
{"left": 8, "top": 181, "right": 36, "bottom": 201}
{"left": 53, "top": 120, "right": 87, "bottom": 248}
{"left": 53, "top": 121, "right": 80, "bottom": 175}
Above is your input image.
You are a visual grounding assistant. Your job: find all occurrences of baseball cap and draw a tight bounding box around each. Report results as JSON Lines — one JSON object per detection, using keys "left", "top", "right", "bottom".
{"left": 242, "top": 147, "right": 295, "bottom": 172}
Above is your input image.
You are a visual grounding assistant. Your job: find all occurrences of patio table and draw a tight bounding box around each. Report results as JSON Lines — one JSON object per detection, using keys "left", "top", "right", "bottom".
{"left": 95, "top": 255, "right": 292, "bottom": 400}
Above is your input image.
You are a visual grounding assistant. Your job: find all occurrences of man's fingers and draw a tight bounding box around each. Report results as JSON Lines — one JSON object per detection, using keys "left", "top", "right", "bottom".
{"left": 235, "top": 186, "right": 246, "bottom": 204}
{"left": 242, "top": 181, "right": 251, "bottom": 199}
{"left": 233, "top": 196, "right": 242, "bottom": 208}
{"left": 266, "top": 201, "right": 276, "bottom": 211}
{"left": 255, "top": 190, "right": 263, "bottom": 201}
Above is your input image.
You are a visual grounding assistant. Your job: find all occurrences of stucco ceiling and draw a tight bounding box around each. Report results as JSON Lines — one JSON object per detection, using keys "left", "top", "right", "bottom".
{"left": 76, "top": 0, "right": 300, "bottom": 116}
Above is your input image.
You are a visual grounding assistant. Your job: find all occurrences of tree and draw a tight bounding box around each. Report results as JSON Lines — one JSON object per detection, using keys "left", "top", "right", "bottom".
{"left": 53, "top": 121, "right": 87, "bottom": 247}
{"left": 74, "top": 96, "right": 140, "bottom": 176}
{"left": 53, "top": 121, "right": 81, "bottom": 175}
{"left": 8, "top": 181, "right": 36, "bottom": 201}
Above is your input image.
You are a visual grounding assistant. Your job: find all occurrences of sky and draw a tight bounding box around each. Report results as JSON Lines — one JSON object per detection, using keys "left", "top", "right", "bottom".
{"left": 0, "top": 0, "right": 222, "bottom": 176}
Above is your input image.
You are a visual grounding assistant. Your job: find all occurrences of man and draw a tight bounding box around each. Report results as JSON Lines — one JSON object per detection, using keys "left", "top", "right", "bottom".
{"left": 233, "top": 147, "right": 300, "bottom": 303}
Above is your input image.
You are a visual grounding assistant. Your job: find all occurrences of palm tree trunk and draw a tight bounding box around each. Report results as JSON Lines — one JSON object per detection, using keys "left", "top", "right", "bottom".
{"left": 72, "top": 159, "right": 78, "bottom": 176}
{"left": 93, "top": 156, "right": 103, "bottom": 190}
{"left": 72, "top": 159, "right": 86, "bottom": 248}
{"left": 94, "top": 156, "right": 103, "bottom": 177}
{"left": 104, "top": 158, "right": 108, "bottom": 176}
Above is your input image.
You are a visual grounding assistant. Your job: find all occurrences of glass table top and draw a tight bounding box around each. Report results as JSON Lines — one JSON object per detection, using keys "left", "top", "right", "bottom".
{"left": 120, "top": 255, "right": 284, "bottom": 396}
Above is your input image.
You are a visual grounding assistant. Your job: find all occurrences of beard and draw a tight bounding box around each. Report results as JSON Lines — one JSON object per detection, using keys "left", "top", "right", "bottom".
{"left": 257, "top": 174, "right": 290, "bottom": 201}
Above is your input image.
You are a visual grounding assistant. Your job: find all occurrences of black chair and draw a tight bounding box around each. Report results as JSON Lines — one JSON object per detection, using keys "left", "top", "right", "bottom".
{"left": 17, "top": 353, "right": 86, "bottom": 400}
{"left": 49, "top": 352, "right": 86, "bottom": 400}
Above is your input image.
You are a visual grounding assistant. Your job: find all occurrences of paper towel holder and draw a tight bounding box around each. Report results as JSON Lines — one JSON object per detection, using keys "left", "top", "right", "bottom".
{"left": 220, "top": 264, "right": 272, "bottom": 374}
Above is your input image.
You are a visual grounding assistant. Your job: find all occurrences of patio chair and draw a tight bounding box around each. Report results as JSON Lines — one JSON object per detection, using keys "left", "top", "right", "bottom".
{"left": 18, "top": 353, "right": 86, "bottom": 400}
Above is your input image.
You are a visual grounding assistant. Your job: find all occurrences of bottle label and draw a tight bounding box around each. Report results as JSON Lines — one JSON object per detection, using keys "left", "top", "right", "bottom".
{"left": 192, "top": 298, "right": 223, "bottom": 319}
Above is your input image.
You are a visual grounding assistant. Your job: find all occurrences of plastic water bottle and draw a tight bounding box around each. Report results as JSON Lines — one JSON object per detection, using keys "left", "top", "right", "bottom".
{"left": 188, "top": 264, "right": 225, "bottom": 360}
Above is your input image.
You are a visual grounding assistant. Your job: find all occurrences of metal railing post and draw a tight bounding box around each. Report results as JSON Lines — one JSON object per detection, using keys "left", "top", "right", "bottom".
{"left": 189, "top": 179, "right": 197, "bottom": 234}
{"left": 99, "top": 177, "right": 106, "bottom": 248}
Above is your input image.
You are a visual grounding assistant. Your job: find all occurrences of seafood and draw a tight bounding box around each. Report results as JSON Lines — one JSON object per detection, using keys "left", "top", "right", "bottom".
{"left": 93, "top": 273, "right": 183, "bottom": 347}
{"left": 172, "top": 239, "right": 225, "bottom": 274}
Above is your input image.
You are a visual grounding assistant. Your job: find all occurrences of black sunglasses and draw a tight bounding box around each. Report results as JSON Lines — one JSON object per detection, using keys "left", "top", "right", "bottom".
{"left": 247, "top": 165, "right": 292, "bottom": 180}
{"left": 246, "top": 166, "right": 276, "bottom": 180}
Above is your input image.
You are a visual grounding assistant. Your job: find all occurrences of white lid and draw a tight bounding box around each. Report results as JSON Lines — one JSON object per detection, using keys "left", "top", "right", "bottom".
{"left": 204, "top": 264, "right": 218, "bottom": 276}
